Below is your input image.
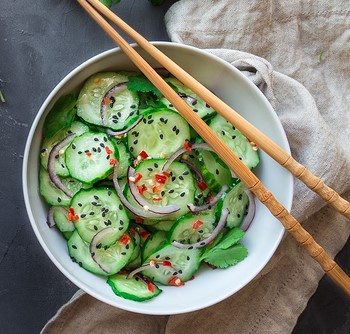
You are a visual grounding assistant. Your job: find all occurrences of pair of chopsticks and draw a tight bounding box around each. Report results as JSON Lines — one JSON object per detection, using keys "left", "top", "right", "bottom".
{"left": 77, "top": 0, "right": 350, "bottom": 296}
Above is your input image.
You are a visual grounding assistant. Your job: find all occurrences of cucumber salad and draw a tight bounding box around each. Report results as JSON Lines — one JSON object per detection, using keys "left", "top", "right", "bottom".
{"left": 40, "top": 71, "right": 259, "bottom": 302}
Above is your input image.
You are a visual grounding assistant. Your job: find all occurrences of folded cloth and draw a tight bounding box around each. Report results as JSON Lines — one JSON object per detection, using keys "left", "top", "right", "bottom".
{"left": 42, "top": 1, "right": 350, "bottom": 333}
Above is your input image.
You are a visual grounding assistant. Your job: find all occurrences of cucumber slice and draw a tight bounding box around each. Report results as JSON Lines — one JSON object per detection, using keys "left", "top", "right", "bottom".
{"left": 209, "top": 114, "right": 260, "bottom": 169}
{"left": 40, "top": 121, "right": 89, "bottom": 177}
{"left": 93, "top": 232, "right": 135, "bottom": 275}
{"left": 127, "top": 109, "right": 190, "bottom": 159}
{"left": 142, "top": 230, "right": 167, "bottom": 262}
{"left": 160, "top": 77, "right": 216, "bottom": 119}
{"left": 125, "top": 159, "right": 195, "bottom": 220}
{"left": 67, "top": 230, "right": 107, "bottom": 276}
{"left": 51, "top": 206, "right": 75, "bottom": 233}
{"left": 65, "top": 132, "right": 118, "bottom": 184}
{"left": 71, "top": 188, "right": 129, "bottom": 243}
{"left": 110, "top": 138, "right": 130, "bottom": 179}
{"left": 152, "top": 220, "right": 175, "bottom": 232}
{"left": 221, "top": 181, "right": 249, "bottom": 228}
{"left": 76, "top": 72, "right": 139, "bottom": 130}
{"left": 167, "top": 213, "right": 216, "bottom": 244}
{"left": 142, "top": 244, "right": 202, "bottom": 285}
{"left": 39, "top": 167, "right": 91, "bottom": 206}
{"left": 107, "top": 272, "right": 162, "bottom": 301}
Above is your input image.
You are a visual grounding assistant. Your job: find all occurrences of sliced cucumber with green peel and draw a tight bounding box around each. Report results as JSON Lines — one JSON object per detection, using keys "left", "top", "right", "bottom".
{"left": 127, "top": 109, "right": 190, "bottom": 159}
{"left": 108, "top": 272, "right": 162, "bottom": 301}
{"left": 167, "top": 213, "right": 216, "bottom": 244}
{"left": 142, "top": 230, "right": 167, "bottom": 262}
{"left": 40, "top": 121, "right": 89, "bottom": 177}
{"left": 209, "top": 114, "right": 260, "bottom": 169}
{"left": 39, "top": 167, "right": 91, "bottom": 206}
{"left": 77, "top": 72, "right": 139, "bottom": 130}
{"left": 221, "top": 181, "right": 249, "bottom": 228}
{"left": 51, "top": 206, "right": 75, "bottom": 233}
{"left": 71, "top": 188, "right": 129, "bottom": 243}
{"left": 125, "top": 159, "right": 195, "bottom": 220}
{"left": 92, "top": 232, "right": 135, "bottom": 275}
{"left": 67, "top": 230, "right": 107, "bottom": 276}
{"left": 142, "top": 244, "right": 202, "bottom": 285}
{"left": 65, "top": 132, "right": 118, "bottom": 184}
{"left": 160, "top": 77, "right": 216, "bottom": 120}
{"left": 110, "top": 138, "right": 130, "bottom": 179}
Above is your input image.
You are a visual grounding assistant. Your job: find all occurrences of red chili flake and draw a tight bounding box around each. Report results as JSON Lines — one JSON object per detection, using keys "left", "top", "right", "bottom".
{"left": 163, "top": 260, "right": 172, "bottom": 267}
{"left": 129, "top": 227, "right": 136, "bottom": 238}
{"left": 105, "top": 146, "right": 113, "bottom": 155}
{"left": 134, "top": 173, "right": 142, "bottom": 183}
{"left": 205, "top": 103, "right": 211, "bottom": 108}
{"left": 162, "top": 171, "right": 171, "bottom": 178}
{"left": 135, "top": 217, "right": 145, "bottom": 224}
{"left": 67, "top": 212, "right": 74, "bottom": 221}
{"left": 189, "top": 275, "right": 195, "bottom": 281}
{"left": 68, "top": 208, "right": 75, "bottom": 215}
{"left": 139, "top": 150, "right": 149, "bottom": 160}
{"left": 183, "top": 139, "right": 192, "bottom": 152}
{"left": 155, "top": 173, "right": 167, "bottom": 184}
{"left": 103, "top": 97, "right": 111, "bottom": 105}
{"left": 152, "top": 185, "right": 161, "bottom": 193}
{"left": 140, "top": 231, "right": 150, "bottom": 239}
{"left": 192, "top": 220, "right": 203, "bottom": 230}
{"left": 168, "top": 276, "right": 184, "bottom": 286}
{"left": 207, "top": 194, "right": 214, "bottom": 202}
{"left": 152, "top": 196, "right": 162, "bottom": 201}
{"left": 197, "top": 181, "right": 207, "bottom": 191}
{"left": 73, "top": 214, "right": 79, "bottom": 221}
{"left": 109, "top": 158, "right": 117, "bottom": 166}
{"left": 86, "top": 151, "right": 92, "bottom": 157}
{"left": 119, "top": 234, "right": 130, "bottom": 245}
{"left": 137, "top": 184, "right": 147, "bottom": 194}
{"left": 147, "top": 282, "right": 155, "bottom": 293}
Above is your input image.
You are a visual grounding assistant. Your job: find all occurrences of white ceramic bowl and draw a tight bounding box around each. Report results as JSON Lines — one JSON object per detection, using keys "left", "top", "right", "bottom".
{"left": 23, "top": 42, "right": 293, "bottom": 314}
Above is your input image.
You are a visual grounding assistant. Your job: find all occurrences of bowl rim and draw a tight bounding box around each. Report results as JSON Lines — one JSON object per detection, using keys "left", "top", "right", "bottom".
{"left": 22, "top": 41, "right": 293, "bottom": 314}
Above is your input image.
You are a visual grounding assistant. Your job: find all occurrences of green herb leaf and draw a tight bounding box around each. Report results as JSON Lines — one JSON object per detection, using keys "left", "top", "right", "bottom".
{"left": 0, "top": 89, "right": 5, "bottom": 103}
{"left": 99, "top": 0, "right": 121, "bottom": 8}
{"left": 127, "top": 76, "right": 162, "bottom": 97}
{"left": 202, "top": 243, "right": 248, "bottom": 269}
{"left": 44, "top": 95, "right": 77, "bottom": 138}
{"left": 213, "top": 227, "right": 245, "bottom": 250}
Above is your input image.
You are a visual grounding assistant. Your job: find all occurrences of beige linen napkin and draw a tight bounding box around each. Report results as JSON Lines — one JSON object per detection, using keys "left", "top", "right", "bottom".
{"left": 42, "top": 1, "right": 350, "bottom": 333}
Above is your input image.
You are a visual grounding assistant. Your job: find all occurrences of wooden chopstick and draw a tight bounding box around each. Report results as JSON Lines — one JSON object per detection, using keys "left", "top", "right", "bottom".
{"left": 77, "top": 0, "right": 350, "bottom": 296}
{"left": 85, "top": 0, "right": 350, "bottom": 221}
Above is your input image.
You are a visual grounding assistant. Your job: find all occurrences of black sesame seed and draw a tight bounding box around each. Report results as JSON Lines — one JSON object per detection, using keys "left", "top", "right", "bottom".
{"left": 187, "top": 256, "right": 190, "bottom": 261}
{"left": 168, "top": 189, "right": 174, "bottom": 194}
{"left": 193, "top": 109, "right": 198, "bottom": 113}
{"left": 130, "top": 104, "right": 136, "bottom": 108}
{"left": 160, "top": 134, "right": 164, "bottom": 140}
{"left": 100, "top": 143, "right": 105, "bottom": 148}
{"left": 179, "top": 176, "right": 184, "bottom": 180}
{"left": 97, "top": 147, "right": 101, "bottom": 153}
{"left": 130, "top": 147, "right": 134, "bottom": 152}
{"left": 200, "top": 242, "right": 206, "bottom": 246}
{"left": 81, "top": 214, "right": 86, "bottom": 218}
{"left": 94, "top": 137, "right": 99, "bottom": 141}
{"left": 148, "top": 120, "right": 154, "bottom": 124}
{"left": 147, "top": 168, "right": 153, "bottom": 171}
{"left": 119, "top": 204, "right": 123, "bottom": 210}
{"left": 221, "top": 130, "right": 226, "bottom": 136}
{"left": 154, "top": 163, "right": 159, "bottom": 168}
{"left": 72, "top": 144, "right": 76, "bottom": 149}
{"left": 232, "top": 135, "right": 236, "bottom": 140}
{"left": 215, "top": 169, "right": 219, "bottom": 175}
{"left": 93, "top": 225, "right": 98, "bottom": 230}
{"left": 118, "top": 227, "right": 123, "bottom": 230}
{"left": 78, "top": 262, "right": 83, "bottom": 267}
{"left": 171, "top": 176, "right": 176, "bottom": 182}
{"left": 175, "top": 129, "right": 180, "bottom": 135}
{"left": 72, "top": 245, "right": 77, "bottom": 249}
{"left": 78, "top": 202, "right": 82, "bottom": 207}
{"left": 57, "top": 197, "right": 62, "bottom": 203}
{"left": 106, "top": 155, "right": 110, "bottom": 160}
{"left": 143, "top": 118, "right": 147, "bottom": 124}
{"left": 133, "top": 140, "right": 138, "bottom": 145}
{"left": 103, "top": 136, "right": 107, "bottom": 142}
{"left": 161, "top": 191, "right": 165, "bottom": 196}
{"left": 120, "top": 220, "right": 124, "bottom": 225}
{"left": 90, "top": 212, "right": 95, "bottom": 216}
{"left": 183, "top": 171, "right": 189, "bottom": 175}
{"left": 108, "top": 190, "right": 112, "bottom": 196}
{"left": 172, "top": 126, "right": 177, "bottom": 131}
{"left": 180, "top": 192, "right": 185, "bottom": 197}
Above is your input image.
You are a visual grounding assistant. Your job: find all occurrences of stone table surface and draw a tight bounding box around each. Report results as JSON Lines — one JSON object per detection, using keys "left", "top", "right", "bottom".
{"left": 0, "top": 1, "right": 349, "bottom": 333}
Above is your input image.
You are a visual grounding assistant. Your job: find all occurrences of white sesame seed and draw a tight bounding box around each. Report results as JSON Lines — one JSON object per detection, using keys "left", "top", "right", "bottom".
{"left": 129, "top": 176, "right": 136, "bottom": 182}
{"left": 143, "top": 205, "right": 149, "bottom": 211}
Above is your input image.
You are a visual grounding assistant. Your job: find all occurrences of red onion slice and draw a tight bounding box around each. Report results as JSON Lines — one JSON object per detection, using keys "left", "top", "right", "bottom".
{"left": 89, "top": 227, "right": 117, "bottom": 274}
{"left": 105, "top": 115, "right": 144, "bottom": 136}
{"left": 100, "top": 82, "right": 127, "bottom": 127}
{"left": 48, "top": 133, "right": 76, "bottom": 197}
{"left": 46, "top": 206, "right": 57, "bottom": 228}
{"left": 180, "top": 159, "right": 205, "bottom": 184}
{"left": 127, "top": 260, "right": 177, "bottom": 279}
{"left": 112, "top": 164, "right": 176, "bottom": 218}
{"left": 162, "top": 143, "right": 213, "bottom": 171}
{"left": 127, "top": 166, "right": 180, "bottom": 215}
{"left": 172, "top": 208, "right": 230, "bottom": 249}
{"left": 187, "top": 184, "right": 229, "bottom": 213}
{"left": 240, "top": 190, "right": 256, "bottom": 231}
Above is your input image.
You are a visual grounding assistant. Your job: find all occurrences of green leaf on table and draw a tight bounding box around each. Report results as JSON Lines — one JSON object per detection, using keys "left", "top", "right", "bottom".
{"left": 202, "top": 243, "right": 248, "bottom": 269}
{"left": 127, "top": 75, "right": 162, "bottom": 97}
{"left": 43, "top": 94, "right": 77, "bottom": 138}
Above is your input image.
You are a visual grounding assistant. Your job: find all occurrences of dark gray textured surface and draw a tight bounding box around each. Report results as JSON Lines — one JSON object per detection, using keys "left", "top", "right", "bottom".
{"left": 0, "top": 1, "right": 349, "bottom": 333}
